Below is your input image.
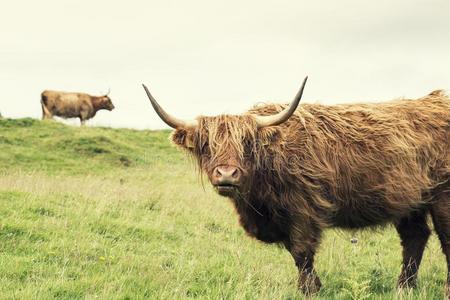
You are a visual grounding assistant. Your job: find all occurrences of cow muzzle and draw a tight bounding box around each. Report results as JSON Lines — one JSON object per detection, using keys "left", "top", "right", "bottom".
{"left": 212, "top": 165, "right": 242, "bottom": 196}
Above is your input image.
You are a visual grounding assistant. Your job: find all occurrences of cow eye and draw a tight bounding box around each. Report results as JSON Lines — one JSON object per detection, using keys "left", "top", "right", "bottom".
{"left": 244, "top": 140, "right": 254, "bottom": 153}
{"left": 201, "top": 141, "right": 209, "bottom": 151}
{"left": 200, "top": 142, "right": 210, "bottom": 153}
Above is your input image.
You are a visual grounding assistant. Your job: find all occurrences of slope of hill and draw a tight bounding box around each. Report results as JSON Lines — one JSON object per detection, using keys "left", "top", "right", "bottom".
{"left": 0, "top": 119, "right": 446, "bottom": 299}
{"left": 0, "top": 118, "right": 179, "bottom": 174}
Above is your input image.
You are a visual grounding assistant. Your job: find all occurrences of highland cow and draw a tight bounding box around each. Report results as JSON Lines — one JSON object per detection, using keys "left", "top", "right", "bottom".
{"left": 143, "top": 78, "right": 450, "bottom": 296}
{"left": 41, "top": 89, "right": 115, "bottom": 125}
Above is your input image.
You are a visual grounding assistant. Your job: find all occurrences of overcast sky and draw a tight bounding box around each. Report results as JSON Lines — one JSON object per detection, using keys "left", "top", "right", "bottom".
{"left": 1, "top": 0, "right": 449, "bottom": 129}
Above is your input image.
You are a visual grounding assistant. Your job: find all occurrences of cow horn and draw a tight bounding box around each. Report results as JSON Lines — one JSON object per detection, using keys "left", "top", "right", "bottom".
{"left": 105, "top": 88, "right": 110, "bottom": 96}
{"left": 254, "top": 76, "right": 308, "bottom": 128}
{"left": 142, "top": 84, "right": 198, "bottom": 129}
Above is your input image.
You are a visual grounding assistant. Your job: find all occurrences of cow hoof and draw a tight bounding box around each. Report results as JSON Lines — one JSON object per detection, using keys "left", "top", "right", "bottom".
{"left": 298, "top": 274, "right": 322, "bottom": 296}
{"left": 397, "top": 277, "right": 417, "bottom": 290}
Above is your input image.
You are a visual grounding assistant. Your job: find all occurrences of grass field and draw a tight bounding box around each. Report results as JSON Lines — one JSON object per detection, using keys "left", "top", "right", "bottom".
{"left": 0, "top": 118, "right": 447, "bottom": 299}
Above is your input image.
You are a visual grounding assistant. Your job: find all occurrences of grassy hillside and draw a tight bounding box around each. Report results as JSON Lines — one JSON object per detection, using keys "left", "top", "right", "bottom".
{"left": 0, "top": 118, "right": 179, "bottom": 174}
{"left": 0, "top": 119, "right": 447, "bottom": 299}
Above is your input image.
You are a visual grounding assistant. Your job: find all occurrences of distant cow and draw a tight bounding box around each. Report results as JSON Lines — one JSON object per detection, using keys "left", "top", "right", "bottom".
{"left": 41, "top": 90, "right": 115, "bottom": 125}
{"left": 143, "top": 78, "right": 450, "bottom": 296}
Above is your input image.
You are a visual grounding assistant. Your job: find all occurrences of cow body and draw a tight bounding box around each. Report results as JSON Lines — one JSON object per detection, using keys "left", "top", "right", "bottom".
{"left": 241, "top": 91, "right": 448, "bottom": 233}
{"left": 144, "top": 83, "right": 450, "bottom": 296}
{"left": 41, "top": 90, "right": 114, "bottom": 124}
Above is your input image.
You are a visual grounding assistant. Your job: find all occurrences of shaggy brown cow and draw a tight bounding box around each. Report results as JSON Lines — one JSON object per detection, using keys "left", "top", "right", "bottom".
{"left": 41, "top": 90, "right": 115, "bottom": 125}
{"left": 143, "top": 78, "right": 450, "bottom": 296}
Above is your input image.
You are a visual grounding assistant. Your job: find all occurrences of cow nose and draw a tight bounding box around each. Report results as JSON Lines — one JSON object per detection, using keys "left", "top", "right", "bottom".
{"left": 213, "top": 165, "right": 241, "bottom": 185}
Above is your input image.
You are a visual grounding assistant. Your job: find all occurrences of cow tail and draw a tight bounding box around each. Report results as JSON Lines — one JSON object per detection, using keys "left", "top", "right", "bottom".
{"left": 41, "top": 93, "right": 51, "bottom": 119}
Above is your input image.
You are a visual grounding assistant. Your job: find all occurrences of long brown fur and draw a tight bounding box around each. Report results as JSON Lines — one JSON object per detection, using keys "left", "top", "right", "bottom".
{"left": 171, "top": 90, "right": 450, "bottom": 295}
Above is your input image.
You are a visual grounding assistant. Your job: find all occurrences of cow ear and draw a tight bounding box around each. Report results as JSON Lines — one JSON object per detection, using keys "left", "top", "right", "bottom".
{"left": 258, "top": 127, "right": 282, "bottom": 146}
{"left": 171, "top": 128, "right": 195, "bottom": 149}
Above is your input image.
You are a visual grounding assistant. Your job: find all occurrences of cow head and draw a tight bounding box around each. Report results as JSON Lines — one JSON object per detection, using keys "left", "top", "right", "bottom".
{"left": 101, "top": 89, "right": 115, "bottom": 111}
{"left": 143, "top": 77, "right": 307, "bottom": 197}
{"left": 102, "top": 96, "right": 115, "bottom": 111}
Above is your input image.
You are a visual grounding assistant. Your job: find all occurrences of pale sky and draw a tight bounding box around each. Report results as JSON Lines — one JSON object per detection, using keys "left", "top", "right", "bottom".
{"left": 1, "top": 0, "right": 449, "bottom": 129}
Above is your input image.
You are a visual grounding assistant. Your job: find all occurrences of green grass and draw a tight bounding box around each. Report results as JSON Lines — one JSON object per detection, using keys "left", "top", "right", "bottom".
{"left": 0, "top": 118, "right": 447, "bottom": 299}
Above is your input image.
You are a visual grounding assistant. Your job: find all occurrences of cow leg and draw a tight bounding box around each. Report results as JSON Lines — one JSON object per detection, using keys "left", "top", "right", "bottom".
{"left": 285, "top": 227, "right": 322, "bottom": 295}
{"left": 430, "top": 192, "right": 450, "bottom": 296}
{"left": 79, "top": 111, "right": 88, "bottom": 126}
{"left": 395, "top": 210, "right": 430, "bottom": 289}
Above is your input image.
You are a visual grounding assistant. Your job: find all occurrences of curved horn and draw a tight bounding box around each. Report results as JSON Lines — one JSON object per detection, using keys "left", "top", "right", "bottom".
{"left": 142, "top": 84, "right": 198, "bottom": 129}
{"left": 105, "top": 88, "right": 110, "bottom": 96}
{"left": 254, "top": 76, "right": 308, "bottom": 128}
